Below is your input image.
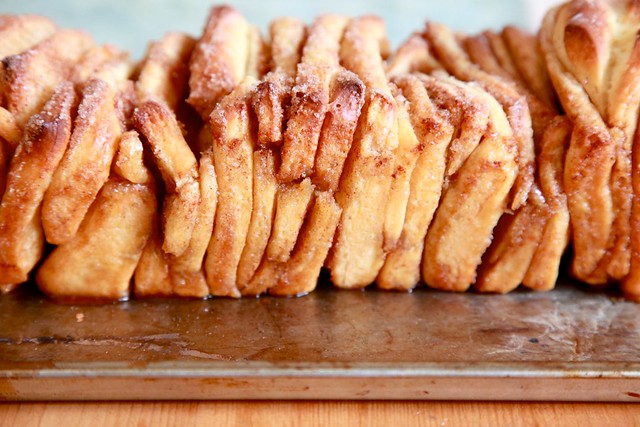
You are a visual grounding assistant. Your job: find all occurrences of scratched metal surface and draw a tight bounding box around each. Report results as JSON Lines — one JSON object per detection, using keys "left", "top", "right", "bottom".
{"left": 2, "top": 280, "right": 640, "bottom": 401}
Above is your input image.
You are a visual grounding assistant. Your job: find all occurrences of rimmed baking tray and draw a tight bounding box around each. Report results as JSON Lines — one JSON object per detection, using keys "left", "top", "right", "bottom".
{"left": 2, "top": 280, "right": 640, "bottom": 401}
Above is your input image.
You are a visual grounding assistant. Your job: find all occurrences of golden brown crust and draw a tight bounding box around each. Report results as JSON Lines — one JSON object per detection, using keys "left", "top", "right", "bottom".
{"left": 132, "top": 149, "right": 213, "bottom": 298}
{"left": 134, "top": 224, "right": 173, "bottom": 298}
{"left": 312, "top": 69, "right": 365, "bottom": 192}
{"left": 246, "top": 14, "right": 355, "bottom": 295}
{"left": 113, "top": 130, "right": 151, "bottom": 185}
{"left": 557, "top": 0, "right": 611, "bottom": 115}
{"left": 37, "top": 178, "right": 155, "bottom": 300}
{"left": 42, "top": 79, "right": 121, "bottom": 245}
{"left": 252, "top": 71, "right": 291, "bottom": 148}
{"left": 250, "top": 18, "right": 305, "bottom": 148}
{"left": 387, "top": 33, "right": 442, "bottom": 76}
{"left": 70, "top": 44, "right": 133, "bottom": 90}
{"left": 136, "top": 32, "right": 196, "bottom": 110}
{"left": 463, "top": 32, "right": 515, "bottom": 82}
{"left": 266, "top": 178, "right": 315, "bottom": 262}
{"left": 268, "top": 17, "right": 306, "bottom": 76}
{"left": 0, "top": 82, "right": 75, "bottom": 286}
{"left": 187, "top": 6, "right": 255, "bottom": 119}
{"left": 463, "top": 29, "right": 558, "bottom": 143}
{"left": 270, "top": 191, "right": 341, "bottom": 296}
{"left": 377, "top": 74, "right": 454, "bottom": 291}
{"left": 624, "top": 125, "right": 640, "bottom": 298}
{"left": 0, "top": 107, "right": 21, "bottom": 149}
{"left": 0, "top": 138, "right": 7, "bottom": 199}
{"left": 244, "top": 175, "right": 315, "bottom": 296}
{"left": 424, "top": 22, "right": 534, "bottom": 211}
{"left": 422, "top": 78, "right": 518, "bottom": 292}
{"left": 279, "top": 15, "right": 349, "bottom": 183}
{"left": 423, "top": 71, "right": 489, "bottom": 180}
{"left": 243, "top": 178, "right": 315, "bottom": 296}
{"left": 484, "top": 30, "right": 522, "bottom": 80}
{"left": 501, "top": 26, "right": 558, "bottom": 111}
{"left": 169, "top": 151, "right": 216, "bottom": 298}
{"left": 620, "top": 4, "right": 640, "bottom": 297}
{"left": 246, "top": 25, "right": 269, "bottom": 80}
{"left": 459, "top": 24, "right": 566, "bottom": 293}
{"left": 524, "top": 116, "right": 572, "bottom": 290}
{"left": 0, "top": 15, "right": 57, "bottom": 59}
{"left": 598, "top": 25, "right": 640, "bottom": 282}
{"left": 237, "top": 149, "right": 278, "bottom": 293}
{"left": 134, "top": 210, "right": 211, "bottom": 300}
{"left": 6, "top": 5, "right": 640, "bottom": 300}
{"left": 205, "top": 79, "right": 256, "bottom": 297}
{"left": 474, "top": 117, "right": 571, "bottom": 293}
{"left": 540, "top": 0, "right": 640, "bottom": 284}
{"left": 474, "top": 187, "right": 549, "bottom": 293}
{"left": 328, "top": 16, "right": 398, "bottom": 289}
{"left": 382, "top": 83, "right": 422, "bottom": 252}
{"left": 133, "top": 100, "right": 200, "bottom": 257}
{"left": 172, "top": 151, "right": 217, "bottom": 273}
{"left": 542, "top": 6, "right": 611, "bottom": 282}
{"left": 2, "top": 29, "right": 93, "bottom": 128}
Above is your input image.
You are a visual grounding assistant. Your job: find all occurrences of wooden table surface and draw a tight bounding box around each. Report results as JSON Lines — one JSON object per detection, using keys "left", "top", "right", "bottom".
{"left": 2, "top": 401, "right": 640, "bottom": 426}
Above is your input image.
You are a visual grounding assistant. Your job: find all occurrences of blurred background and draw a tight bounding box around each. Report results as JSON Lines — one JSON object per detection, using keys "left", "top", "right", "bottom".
{"left": 0, "top": 0, "right": 562, "bottom": 58}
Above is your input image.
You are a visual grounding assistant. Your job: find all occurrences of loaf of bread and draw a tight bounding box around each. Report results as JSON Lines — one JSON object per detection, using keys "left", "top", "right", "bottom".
{"left": 0, "top": 1, "right": 637, "bottom": 301}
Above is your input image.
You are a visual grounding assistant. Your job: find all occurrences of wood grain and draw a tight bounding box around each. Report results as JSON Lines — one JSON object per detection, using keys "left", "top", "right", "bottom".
{"left": 2, "top": 402, "right": 640, "bottom": 427}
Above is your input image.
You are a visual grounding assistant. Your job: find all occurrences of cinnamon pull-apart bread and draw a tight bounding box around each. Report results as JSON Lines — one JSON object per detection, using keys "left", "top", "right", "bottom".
{"left": 540, "top": 0, "right": 640, "bottom": 298}
{"left": 1, "top": 1, "right": 640, "bottom": 301}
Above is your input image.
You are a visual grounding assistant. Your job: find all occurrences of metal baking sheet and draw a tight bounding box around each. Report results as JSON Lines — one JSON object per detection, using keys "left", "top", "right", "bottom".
{"left": 2, "top": 279, "right": 640, "bottom": 401}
